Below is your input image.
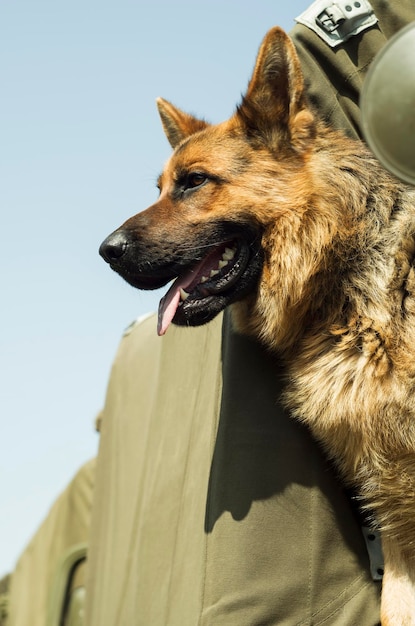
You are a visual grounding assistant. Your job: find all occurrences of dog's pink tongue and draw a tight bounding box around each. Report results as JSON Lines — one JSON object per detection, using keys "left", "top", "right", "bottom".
{"left": 157, "top": 271, "right": 193, "bottom": 336}
{"left": 157, "top": 284, "right": 180, "bottom": 336}
{"left": 157, "top": 247, "right": 225, "bottom": 335}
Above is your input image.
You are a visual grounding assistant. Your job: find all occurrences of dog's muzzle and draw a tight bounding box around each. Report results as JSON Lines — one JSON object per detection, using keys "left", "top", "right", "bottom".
{"left": 99, "top": 223, "right": 264, "bottom": 335}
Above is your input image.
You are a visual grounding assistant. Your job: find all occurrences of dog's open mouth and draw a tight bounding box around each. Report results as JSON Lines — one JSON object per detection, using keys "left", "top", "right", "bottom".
{"left": 100, "top": 223, "right": 264, "bottom": 334}
{"left": 158, "top": 239, "right": 253, "bottom": 335}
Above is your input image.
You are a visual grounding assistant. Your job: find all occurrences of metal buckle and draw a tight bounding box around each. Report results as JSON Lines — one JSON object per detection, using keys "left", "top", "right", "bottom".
{"left": 317, "top": 0, "right": 374, "bottom": 35}
{"left": 316, "top": 4, "right": 347, "bottom": 33}
{"left": 296, "top": 0, "right": 378, "bottom": 48}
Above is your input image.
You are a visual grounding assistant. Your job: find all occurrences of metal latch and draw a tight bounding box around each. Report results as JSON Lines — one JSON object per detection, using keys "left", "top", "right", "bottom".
{"left": 361, "top": 526, "right": 384, "bottom": 582}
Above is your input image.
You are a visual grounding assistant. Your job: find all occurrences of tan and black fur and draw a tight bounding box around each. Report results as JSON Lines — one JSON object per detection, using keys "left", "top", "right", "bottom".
{"left": 100, "top": 28, "right": 415, "bottom": 624}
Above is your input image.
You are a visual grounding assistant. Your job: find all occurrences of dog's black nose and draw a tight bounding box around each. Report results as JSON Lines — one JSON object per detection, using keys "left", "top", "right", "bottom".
{"left": 99, "top": 231, "right": 129, "bottom": 263}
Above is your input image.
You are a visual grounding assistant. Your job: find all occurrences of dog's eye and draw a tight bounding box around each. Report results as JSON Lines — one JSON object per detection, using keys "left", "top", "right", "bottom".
{"left": 185, "top": 173, "right": 208, "bottom": 190}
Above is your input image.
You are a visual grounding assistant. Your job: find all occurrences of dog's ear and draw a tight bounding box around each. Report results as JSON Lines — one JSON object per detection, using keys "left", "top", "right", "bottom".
{"left": 235, "top": 27, "right": 315, "bottom": 153}
{"left": 156, "top": 97, "right": 209, "bottom": 148}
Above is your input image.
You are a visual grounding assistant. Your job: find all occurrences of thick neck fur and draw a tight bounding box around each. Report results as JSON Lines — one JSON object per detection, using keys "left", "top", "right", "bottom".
{"left": 234, "top": 122, "right": 415, "bottom": 367}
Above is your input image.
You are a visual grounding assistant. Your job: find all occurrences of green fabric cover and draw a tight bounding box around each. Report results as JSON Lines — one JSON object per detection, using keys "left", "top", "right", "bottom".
{"left": 86, "top": 315, "right": 380, "bottom": 625}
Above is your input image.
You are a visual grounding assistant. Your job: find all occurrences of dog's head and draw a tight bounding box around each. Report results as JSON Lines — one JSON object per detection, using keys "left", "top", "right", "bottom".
{"left": 100, "top": 28, "right": 317, "bottom": 336}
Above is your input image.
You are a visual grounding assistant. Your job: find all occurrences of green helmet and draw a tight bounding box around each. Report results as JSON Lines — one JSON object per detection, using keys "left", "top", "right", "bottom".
{"left": 361, "top": 22, "right": 415, "bottom": 186}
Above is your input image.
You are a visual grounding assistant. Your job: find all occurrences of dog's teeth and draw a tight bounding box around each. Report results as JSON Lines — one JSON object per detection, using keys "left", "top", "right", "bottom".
{"left": 218, "top": 260, "right": 228, "bottom": 269}
{"left": 222, "top": 247, "right": 235, "bottom": 261}
{"left": 180, "top": 288, "right": 189, "bottom": 301}
{"left": 201, "top": 276, "right": 208, "bottom": 283}
{"left": 210, "top": 269, "right": 219, "bottom": 278}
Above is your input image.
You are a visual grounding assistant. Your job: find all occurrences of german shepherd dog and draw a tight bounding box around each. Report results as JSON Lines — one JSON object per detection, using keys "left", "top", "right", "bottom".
{"left": 100, "top": 28, "right": 415, "bottom": 625}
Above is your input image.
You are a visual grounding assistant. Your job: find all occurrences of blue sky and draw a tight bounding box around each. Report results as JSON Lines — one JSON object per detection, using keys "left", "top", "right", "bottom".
{"left": 1, "top": 0, "right": 309, "bottom": 576}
